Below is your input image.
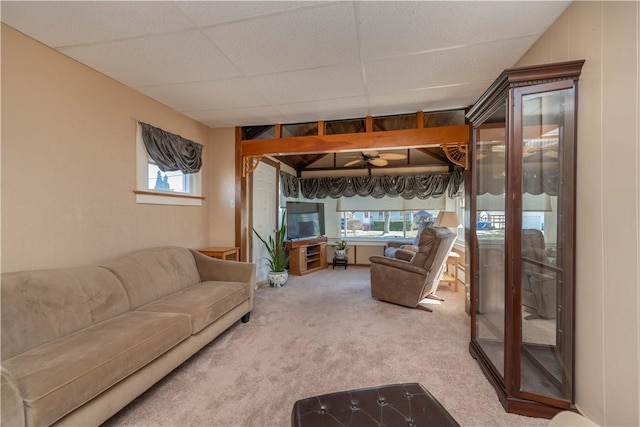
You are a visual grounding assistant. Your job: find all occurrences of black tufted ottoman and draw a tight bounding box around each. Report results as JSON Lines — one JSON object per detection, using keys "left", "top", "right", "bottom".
{"left": 291, "top": 383, "right": 459, "bottom": 427}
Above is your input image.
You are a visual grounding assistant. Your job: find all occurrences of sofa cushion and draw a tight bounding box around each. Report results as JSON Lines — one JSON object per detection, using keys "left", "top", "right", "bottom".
{"left": 137, "top": 281, "right": 251, "bottom": 334}
{"left": 1, "top": 266, "right": 129, "bottom": 360}
{"left": 103, "top": 246, "right": 202, "bottom": 309}
{"left": 2, "top": 311, "right": 191, "bottom": 427}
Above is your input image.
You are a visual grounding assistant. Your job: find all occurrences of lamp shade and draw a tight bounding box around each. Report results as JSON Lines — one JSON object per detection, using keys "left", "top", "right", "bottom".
{"left": 433, "top": 211, "right": 461, "bottom": 228}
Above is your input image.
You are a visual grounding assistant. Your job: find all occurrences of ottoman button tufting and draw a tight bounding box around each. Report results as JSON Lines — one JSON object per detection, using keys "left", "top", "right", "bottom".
{"left": 291, "top": 383, "right": 460, "bottom": 427}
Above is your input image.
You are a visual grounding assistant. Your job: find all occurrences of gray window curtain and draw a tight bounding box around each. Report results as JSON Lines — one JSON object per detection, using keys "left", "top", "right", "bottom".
{"left": 280, "top": 166, "right": 465, "bottom": 200}
{"left": 140, "top": 122, "right": 203, "bottom": 174}
{"left": 280, "top": 171, "right": 299, "bottom": 198}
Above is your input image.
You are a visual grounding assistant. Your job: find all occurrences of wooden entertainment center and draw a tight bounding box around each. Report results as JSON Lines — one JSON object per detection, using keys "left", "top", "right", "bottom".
{"left": 286, "top": 237, "right": 327, "bottom": 275}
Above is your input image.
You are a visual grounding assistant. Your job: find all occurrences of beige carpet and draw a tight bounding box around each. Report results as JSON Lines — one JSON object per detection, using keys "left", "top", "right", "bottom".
{"left": 103, "top": 266, "right": 548, "bottom": 427}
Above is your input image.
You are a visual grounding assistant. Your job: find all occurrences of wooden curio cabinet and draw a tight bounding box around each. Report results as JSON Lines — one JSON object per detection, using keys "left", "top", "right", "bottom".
{"left": 466, "top": 60, "right": 584, "bottom": 418}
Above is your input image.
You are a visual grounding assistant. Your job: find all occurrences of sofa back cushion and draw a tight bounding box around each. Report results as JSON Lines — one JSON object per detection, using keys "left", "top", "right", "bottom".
{"left": 102, "top": 246, "right": 201, "bottom": 309}
{"left": 1, "top": 267, "right": 129, "bottom": 360}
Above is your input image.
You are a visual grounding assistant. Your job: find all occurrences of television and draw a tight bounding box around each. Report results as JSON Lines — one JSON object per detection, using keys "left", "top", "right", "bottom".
{"left": 286, "top": 201, "right": 325, "bottom": 240}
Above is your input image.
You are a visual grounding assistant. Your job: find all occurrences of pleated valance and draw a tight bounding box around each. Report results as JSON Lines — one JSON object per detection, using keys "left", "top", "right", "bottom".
{"left": 280, "top": 171, "right": 299, "bottom": 198}
{"left": 140, "top": 122, "right": 203, "bottom": 174}
{"left": 281, "top": 166, "right": 465, "bottom": 200}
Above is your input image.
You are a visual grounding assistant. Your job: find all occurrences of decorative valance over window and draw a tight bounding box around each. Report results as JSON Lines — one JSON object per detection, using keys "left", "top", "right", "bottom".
{"left": 280, "top": 171, "right": 299, "bottom": 198}
{"left": 281, "top": 166, "right": 464, "bottom": 200}
{"left": 140, "top": 122, "right": 203, "bottom": 174}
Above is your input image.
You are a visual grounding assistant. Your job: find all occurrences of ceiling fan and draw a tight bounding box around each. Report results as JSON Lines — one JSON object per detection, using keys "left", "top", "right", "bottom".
{"left": 343, "top": 151, "right": 407, "bottom": 167}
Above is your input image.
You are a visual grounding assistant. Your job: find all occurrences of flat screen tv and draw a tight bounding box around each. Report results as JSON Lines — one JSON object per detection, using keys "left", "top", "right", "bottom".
{"left": 286, "top": 201, "right": 325, "bottom": 240}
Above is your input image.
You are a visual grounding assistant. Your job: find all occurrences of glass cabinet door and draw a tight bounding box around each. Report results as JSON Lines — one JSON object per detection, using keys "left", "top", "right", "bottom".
{"left": 467, "top": 60, "right": 583, "bottom": 418}
{"left": 474, "top": 103, "right": 507, "bottom": 379}
{"left": 516, "top": 83, "right": 575, "bottom": 402}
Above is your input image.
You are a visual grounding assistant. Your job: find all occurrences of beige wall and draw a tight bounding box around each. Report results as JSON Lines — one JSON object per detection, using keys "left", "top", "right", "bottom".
{"left": 518, "top": 2, "right": 640, "bottom": 425}
{"left": 1, "top": 25, "right": 232, "bottom": 272}
{"left": 207, "top": 127, "right": 237, "bottom": 247}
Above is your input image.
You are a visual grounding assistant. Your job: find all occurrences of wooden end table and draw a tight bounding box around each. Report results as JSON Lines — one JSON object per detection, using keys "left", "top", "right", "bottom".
{"left": 198, "top": 247, "right": 239, "bottom": 261}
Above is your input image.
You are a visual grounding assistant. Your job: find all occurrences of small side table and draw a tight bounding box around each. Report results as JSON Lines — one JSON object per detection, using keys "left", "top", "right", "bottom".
{"left": 440, "top": 252, "right": 460, "bottom": 292}
{"left": 198, "top": 247, "right": 239, "bottom": 261}
{"left": 332, "top": 257, "right": 348, "bottom": 270}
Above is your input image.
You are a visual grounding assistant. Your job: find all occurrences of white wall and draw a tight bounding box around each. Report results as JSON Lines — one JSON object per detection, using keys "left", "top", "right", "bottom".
{"left": 518, "top": 2, "right": 640, "bottom": 425}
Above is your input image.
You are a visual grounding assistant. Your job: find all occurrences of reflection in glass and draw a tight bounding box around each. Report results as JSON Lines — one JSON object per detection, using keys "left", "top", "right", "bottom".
{"left": 475, "top": 104, "right": 507, "bottom": 377}
{"left": 519, "top": 90, "right": 572, "bottom": 400}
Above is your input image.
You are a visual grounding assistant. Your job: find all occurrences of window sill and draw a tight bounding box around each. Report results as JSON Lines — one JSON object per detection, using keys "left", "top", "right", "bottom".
{"left": 133, "top": 190, "right": 204, "bottom": 206}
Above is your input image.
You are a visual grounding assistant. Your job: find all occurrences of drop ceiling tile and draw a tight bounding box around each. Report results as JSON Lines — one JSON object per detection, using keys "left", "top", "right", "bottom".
{"left": 364, "top": 36, "right": 538, "bottom": 94}
{"left": 59, "top": 30, "right": 241, "bottom": 87}
{"left": 277, "top": 97, "right": 369, "bottom": 123}
{"left": 137, "top": 78, "right": 270, "bottom": 112}
{"left": 357, "top": 1, "right": 570, "bottom": 60}
{"left": 250, "top": 63, "right": 365, "bottom": 105}
{"left": 186, "top": 106, "right": 287, "bottom": 128}
{"left": 367, "top": 81, "right": 491, "bottom": 117}
{"left": 175, "top": 1, "right": 322, "bottom": 27}
{"left": 203, "top": 2, "right": 359, "bottom": 75}
{"left": 1, "top": 1, "right": 194, "bottom": 47}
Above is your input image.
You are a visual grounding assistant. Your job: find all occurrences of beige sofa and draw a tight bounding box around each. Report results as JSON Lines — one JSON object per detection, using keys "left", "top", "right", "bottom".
{"left": 1, "top": 246, "right": 256, "bottom": 427}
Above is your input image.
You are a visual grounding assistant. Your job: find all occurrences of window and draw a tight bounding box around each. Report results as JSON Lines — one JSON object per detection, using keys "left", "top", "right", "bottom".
{"left": 135, "top": 124, "right": 202, "bottom": 206}
{"left": 147, "top": 163, "right": 188, "bottom": 193}
{"left": 340, "top": 209, "right": 439, "bottom": 240}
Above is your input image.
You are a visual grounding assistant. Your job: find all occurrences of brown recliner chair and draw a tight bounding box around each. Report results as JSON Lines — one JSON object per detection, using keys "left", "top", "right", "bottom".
{"left": 383, "top": 220, "right": 433, "bottom": 259}
{"left": 369, "top": 226, "right": 456, "bottom": 311}
{"left": 522, "top": 229, "right": 557, "bottom": 319}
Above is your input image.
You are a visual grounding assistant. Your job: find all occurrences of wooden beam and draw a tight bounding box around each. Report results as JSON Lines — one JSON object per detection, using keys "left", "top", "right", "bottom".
{"left": 241, "top": 124, "right": 469, "bottom": 157}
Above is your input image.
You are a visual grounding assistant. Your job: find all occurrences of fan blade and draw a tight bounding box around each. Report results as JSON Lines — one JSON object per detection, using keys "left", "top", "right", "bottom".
{"left": 379, "top": 153, "right": 407, "bottom": 160}
{"left": 344, "top": 159, "right": 363, "bottom": 167}
{"left": 362, "top": 151, "right": 379, "bottom": 157}
{"left": 369, "top": 158, "right": 388, "bottom": 167}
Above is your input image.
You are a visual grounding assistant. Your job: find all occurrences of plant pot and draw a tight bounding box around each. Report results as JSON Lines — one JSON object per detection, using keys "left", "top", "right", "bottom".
{"left": 334, "top": 249, "right": 347, "bottom": 259}
{"left": 267, "top": 270, "right": 288, "bottom": 288}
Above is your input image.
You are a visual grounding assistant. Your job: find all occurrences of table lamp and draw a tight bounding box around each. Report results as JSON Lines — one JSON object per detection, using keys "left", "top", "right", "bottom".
{"left": 433, "top": 211, "right": 461, "bottom": 229}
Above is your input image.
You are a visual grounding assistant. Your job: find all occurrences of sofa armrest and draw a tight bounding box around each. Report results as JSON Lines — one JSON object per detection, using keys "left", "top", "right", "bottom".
{"left": 1, "top": 366, "right": 25, "bottom": 427}
{"left": 190, "top": 250, "right": 256, "bottom": 287}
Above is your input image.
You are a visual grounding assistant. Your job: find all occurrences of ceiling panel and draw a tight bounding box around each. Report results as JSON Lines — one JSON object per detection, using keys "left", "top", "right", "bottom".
{"left": 357, "top": 2, "right": 569, "bottom": 60}
{"left": 1, "top": 1, "right": 572, "bottom": 129}
{"left": 1, "top": 1, "right": 194, "bottom": 47}
{"left": 203, "top": 2, "right": 359, "bottom": 76}
{"left": 276, "top": 96, "right": 369, "bottom": 123}
{"left": 174, "top": 1, "right": 322, "bottom": 27}
{"left": 137, "top": 78, "right": 270, "bottom": 112}
{"left": 185, "top": 106, "right": 288, "bottom": 128}
{"left": 60, "top": 30, "right": 242, "bottom": 87}
{"left": 364, "top": 36, "right": 538, "bottom": 93}
{"left": 249, "top": 62, "right": 365, "bottom": 105}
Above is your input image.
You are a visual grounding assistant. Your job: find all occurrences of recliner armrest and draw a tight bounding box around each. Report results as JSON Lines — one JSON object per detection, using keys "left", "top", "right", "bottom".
{"left": 369, "top": 255, "right": 427, "bottom": 275}
{"left": 394, "top": 248, "right": 416, "bottom": 262}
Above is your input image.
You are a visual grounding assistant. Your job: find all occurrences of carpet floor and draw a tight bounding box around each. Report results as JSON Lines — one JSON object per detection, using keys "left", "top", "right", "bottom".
{"left": 103, "top": 266, "right": 548, "bottom": 427}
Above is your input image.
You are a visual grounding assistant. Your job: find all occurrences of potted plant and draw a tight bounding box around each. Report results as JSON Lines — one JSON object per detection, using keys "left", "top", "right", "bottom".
{"left": 331, "top": 240, "right": 349, "bottom": 259}
{"left": 253, "top": 211, "right": 289, "bottom": 288}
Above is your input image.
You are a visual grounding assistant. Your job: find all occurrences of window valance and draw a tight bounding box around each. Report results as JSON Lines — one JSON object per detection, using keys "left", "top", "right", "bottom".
{"left": 140, "top": 122, "right": 203, "bottom": 174}
{"left": 280, "top": 171, "right": 299, "bottom": 198}
{"left": 281, "top": 166, "right": 464, "bottom": 200}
